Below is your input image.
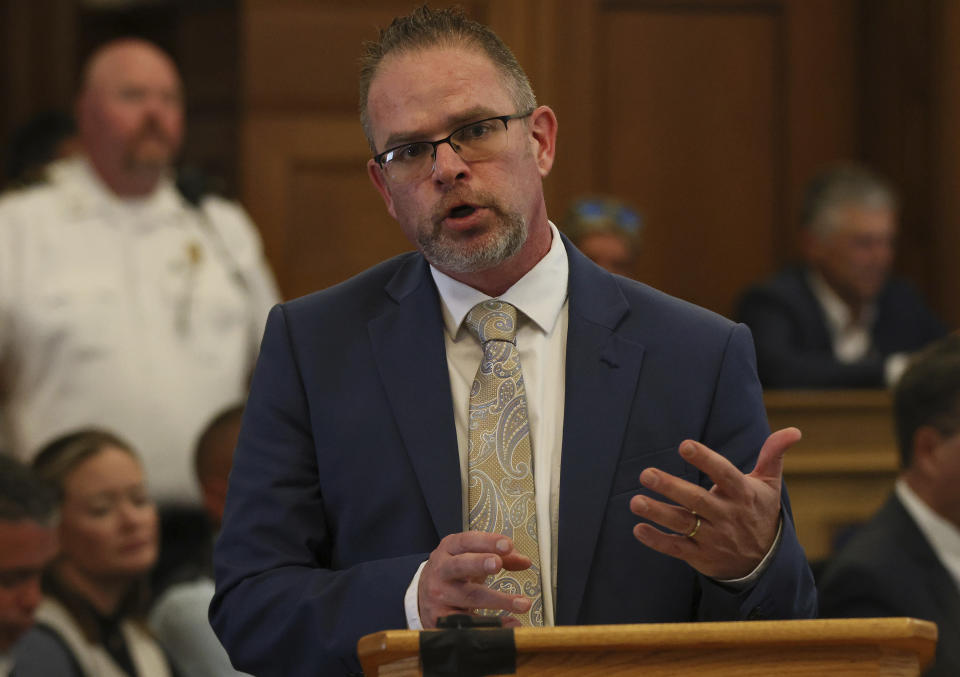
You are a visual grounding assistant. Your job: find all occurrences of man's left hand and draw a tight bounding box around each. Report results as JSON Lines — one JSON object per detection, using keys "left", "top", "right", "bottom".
{"left": 629, "top": 427, "right": 801, "bottom": 580}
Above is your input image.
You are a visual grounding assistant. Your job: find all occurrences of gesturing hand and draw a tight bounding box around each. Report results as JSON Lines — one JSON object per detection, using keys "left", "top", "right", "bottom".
{"left": 629, "top": 427, "right": 801, "bottom": 580}
{"left": 418, "top": 531, "right": 533, "bottom": 628}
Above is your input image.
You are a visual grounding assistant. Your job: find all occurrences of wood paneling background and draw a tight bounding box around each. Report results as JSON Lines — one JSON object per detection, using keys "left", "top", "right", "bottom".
{"left": 1, "top": 0, "right": 959, "bottom": 324}
{"left": 234, "top": 0, "right": 884, "bottom": 313}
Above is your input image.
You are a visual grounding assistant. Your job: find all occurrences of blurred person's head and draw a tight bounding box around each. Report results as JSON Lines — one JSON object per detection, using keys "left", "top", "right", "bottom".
{"left": 33, "top": 430, "right": 158, "bottom": 614}
{"left": 799, "top": 163, "right": 898, "bottom": 316}
{"left": 894, "top": 335, "right": 960, "bottom": 529}
{"left": 361, "top": 5, "right": 557, "bottom": 297}
{"left": 561, "top": 196, "right": 642, "bottom": 277}
{"left": 0, "top": 456, "right": 58, "bottom": 651}
{"left": 76, "top": 38, "right": 184, "bottom": 197}
{"left": 195, "top": 405, "right": 244, "bottom": 529}
{"left": 3, "top": 110, "right": 79, "bottom": 187}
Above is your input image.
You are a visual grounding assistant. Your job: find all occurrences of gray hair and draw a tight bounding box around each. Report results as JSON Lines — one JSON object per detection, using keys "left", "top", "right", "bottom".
{"left": 800, "top": 163, "right": 898, "bottom": 238}
{"left": 358, "top": 5, "right": 537, "bottom": 151}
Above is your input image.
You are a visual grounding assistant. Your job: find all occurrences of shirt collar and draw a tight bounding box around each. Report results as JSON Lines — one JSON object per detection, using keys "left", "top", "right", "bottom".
{"left": 48, "top": 155, "right": 185, "bottom": 223}
{"left": 807, "top": 268, "right": 876, "bottom": 332}
{"left": 895, "top": 478, "right": 960, "bottom": 567}
{"left": 430, "top": 221, "right": 569, "bottom": 340}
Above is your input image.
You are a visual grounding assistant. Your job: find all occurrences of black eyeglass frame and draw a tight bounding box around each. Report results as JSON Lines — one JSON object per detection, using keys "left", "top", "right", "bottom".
{"left": 373, "top": 110, "right": 535, "bottom": 171}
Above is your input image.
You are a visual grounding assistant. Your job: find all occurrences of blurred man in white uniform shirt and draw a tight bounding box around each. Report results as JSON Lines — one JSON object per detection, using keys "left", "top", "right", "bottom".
{"left": 0, "top": 38, "right": 279, "bottom": 507}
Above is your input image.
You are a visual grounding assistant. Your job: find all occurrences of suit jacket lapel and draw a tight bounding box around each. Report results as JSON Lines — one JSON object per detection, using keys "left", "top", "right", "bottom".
{"left": 556, "top": 240, "right": 645, "bottom": 623}
{"left": 890, "top": 497, "right": 960, "bottom": 642}
{"left": 368, "top": 254, "right": 462, "bottom": 539}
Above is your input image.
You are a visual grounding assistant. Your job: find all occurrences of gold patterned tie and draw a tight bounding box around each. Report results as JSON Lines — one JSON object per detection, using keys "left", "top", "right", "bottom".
{"left": 465, "top": 300, "right": 543, "bottom": 626}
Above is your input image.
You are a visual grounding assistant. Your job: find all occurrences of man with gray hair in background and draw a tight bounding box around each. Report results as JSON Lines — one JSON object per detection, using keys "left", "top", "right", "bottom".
{"left": 736, "top": 163, "right": 945, "bottom": 388}
{"left": 0, "top": 455, "right": 58, "bottom": 676}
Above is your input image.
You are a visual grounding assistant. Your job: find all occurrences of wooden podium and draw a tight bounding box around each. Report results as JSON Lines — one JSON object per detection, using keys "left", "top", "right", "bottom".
{"left": 358, "top": 617, "right": 937, "bottom": 676}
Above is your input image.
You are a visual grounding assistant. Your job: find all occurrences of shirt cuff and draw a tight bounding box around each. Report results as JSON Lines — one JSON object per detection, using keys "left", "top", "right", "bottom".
{"left": 404, "top": 560, "right": 429, "bottom": 630}
{"left": 713, "top": 514, "right": 783, "bottom": 590}
{"left": 884, "top": 352, "right": 911, "bottom": 387}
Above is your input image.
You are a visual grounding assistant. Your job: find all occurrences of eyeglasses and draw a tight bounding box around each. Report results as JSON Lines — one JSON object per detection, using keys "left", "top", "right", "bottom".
{"left": 373, "top": 111, "right": 534, "bottom": 183}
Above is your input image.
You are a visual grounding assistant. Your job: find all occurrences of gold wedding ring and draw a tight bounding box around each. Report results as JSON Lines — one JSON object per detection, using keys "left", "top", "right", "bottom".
{"left": 686, "top": 513, "right": 702, "bottom": 539}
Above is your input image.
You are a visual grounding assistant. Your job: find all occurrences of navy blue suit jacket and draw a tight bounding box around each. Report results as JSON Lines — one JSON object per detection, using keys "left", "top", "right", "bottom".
{"left": 211, "top": 239, "right": 816, "bottom": 676}
{"left": 736, "top": 266, "right": 946, "bottom": 388}
{"left": 818, "top": 494, "right": 960, "bottom": 677}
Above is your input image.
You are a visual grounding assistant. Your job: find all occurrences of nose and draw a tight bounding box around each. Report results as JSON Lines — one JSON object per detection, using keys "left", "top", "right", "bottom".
{"left": 117, "top": 499, "right": 149, "bottom": 527}
{"left": 432, "top": 140, "right": 470, "bottom": 185}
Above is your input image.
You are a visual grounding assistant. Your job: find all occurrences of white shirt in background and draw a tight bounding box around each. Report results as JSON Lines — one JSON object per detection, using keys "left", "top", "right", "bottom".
{"left": 0, "top": 157, "right": 280, "bottom": 505}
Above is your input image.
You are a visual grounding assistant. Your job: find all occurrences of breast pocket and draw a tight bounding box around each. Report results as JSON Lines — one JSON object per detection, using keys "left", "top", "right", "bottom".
{"left": 608, "top": 445, "right": 698, "bottom": 501}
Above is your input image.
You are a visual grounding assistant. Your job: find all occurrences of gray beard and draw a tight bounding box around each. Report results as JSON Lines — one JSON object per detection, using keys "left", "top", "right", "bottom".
{"left": 418, "top": 207, "right": 527, "bottom": 274}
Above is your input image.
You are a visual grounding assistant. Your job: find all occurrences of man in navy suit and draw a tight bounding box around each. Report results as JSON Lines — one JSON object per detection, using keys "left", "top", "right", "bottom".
{"left": 210, "top": 7, "right": 816, "bottom": 676}
{"left": 819, "top": 335, "right": 960, "bottom": 676}
{"left": 736, "top": 164, "right": 945, "bottom": 388}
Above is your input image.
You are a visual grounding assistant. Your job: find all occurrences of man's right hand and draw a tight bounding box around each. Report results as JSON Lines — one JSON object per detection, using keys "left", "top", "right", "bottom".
{"left": 418, "top": 531, "right": 533, "bottom": 628}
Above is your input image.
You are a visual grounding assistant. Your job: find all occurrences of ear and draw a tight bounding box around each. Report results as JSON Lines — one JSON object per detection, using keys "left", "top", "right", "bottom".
{"left": 911, "top": 425, "right": 942, "bottom": 477}
{"left": 528, "top": 106, "right": 558, "bottom": 178}
{"left": 367, "top": 158, "right": 398, "bottom": 221}
{"left": 201, "top": 478, "right": 229, "bottom": 527}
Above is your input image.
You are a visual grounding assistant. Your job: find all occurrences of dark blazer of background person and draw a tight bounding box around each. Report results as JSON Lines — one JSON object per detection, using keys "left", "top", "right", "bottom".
{"left": 210, "top": 238, "right": 817, "bottom": 676}
{"left": 736, "top": 266, "right": 945, "bottom": 388}
{"left": 818, "top": 494, "right": 960, "bottom": 677}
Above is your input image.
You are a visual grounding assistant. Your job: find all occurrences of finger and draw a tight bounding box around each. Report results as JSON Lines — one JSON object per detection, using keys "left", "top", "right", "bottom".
{"left": 677, "top": 440, "right": 748, "bottom": 497}
{"left": 637, "top": 466, "right": 721, "bottom": 519}
{"left": 442, "top": 531, "right": 514, "bottom": 556}
{"left": 500, "top": 551, "right": 532, "bottom": 571}
{"left": 437, "top": 552, "right": 506, "bottom": 582}
{"left": 632, "top": 522, "right": 700, "bottom": 561}
{"left": 751, "top": 427, "right": 801, "bottom": 481}
{"left": 461, "top": 584, "right": 533, "bottom": 617}
{"left": 630, "top": 495, "right": 702, "bottom": 536}
{"left": 421, "top": 574, "right": 531, "bottom": 622}
{"left": 423, "top": 582, "right": 522, "bottom": 624}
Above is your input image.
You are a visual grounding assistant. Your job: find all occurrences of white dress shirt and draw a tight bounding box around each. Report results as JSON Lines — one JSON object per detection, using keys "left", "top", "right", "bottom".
{"left": 0, "top": 157, "right": 280, "bottom": 504}
{"left": 807, "top": 270, "right": 908, "bottom": 385}
{"left": 896, "top": 479, "right": 960, "bottom": 592}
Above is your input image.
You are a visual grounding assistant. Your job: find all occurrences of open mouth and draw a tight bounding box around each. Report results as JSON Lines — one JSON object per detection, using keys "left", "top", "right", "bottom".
{"left": 448, "top": 204, "right": 478, "bottom": 219}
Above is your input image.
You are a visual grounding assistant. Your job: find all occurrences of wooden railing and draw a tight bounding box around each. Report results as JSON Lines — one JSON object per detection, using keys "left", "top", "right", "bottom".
{"left": 766, "top": 390, "right": 899, "bottom": 561}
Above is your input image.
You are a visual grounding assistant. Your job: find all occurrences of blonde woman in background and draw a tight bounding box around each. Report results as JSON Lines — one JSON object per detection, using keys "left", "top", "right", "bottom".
{"left": 14, "top": 430, "right": 176, "bottom": 677}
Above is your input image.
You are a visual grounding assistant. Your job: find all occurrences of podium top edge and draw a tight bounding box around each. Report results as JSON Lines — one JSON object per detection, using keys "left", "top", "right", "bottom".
{"left": 358, "top": 617, "right": 936, "bottom": 656}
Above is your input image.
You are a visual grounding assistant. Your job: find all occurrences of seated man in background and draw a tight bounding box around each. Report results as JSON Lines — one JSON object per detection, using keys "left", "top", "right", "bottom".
{"left": 560, "top": 195, "right": 642, "bottom": 278}
{"left": 736, "top": 164, "right": 945, "bottom": 388}
{"left": 150, "top": 404, "right": 250, "bottom": 677}
{"left": 818, "top": 335, "right": 960, "bottom": 676}
{"left": 0, "top": 455, "right": 59, "bottom": 676}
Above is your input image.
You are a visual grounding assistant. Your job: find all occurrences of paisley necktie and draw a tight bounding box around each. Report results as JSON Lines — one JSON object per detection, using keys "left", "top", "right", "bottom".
{"left": 464, "top": 300, "right": 543, "bottom": 626}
